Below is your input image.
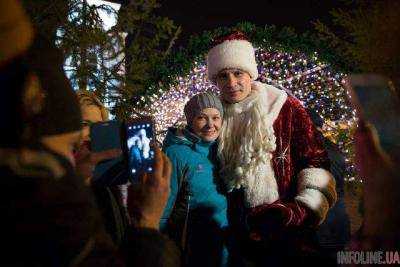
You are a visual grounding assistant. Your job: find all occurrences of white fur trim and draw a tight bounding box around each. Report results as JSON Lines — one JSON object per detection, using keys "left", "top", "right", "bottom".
{"left": 295, "top": 188, "right": 330, "bottom": 225}
{"left": 252, "top": 81, "right": 287, "bottom": 124}
{"left": 207, "top": 39, "right": 258, "bottom": 82}
{"left": 295, "top": 167, "right": 338, "bottom": 224}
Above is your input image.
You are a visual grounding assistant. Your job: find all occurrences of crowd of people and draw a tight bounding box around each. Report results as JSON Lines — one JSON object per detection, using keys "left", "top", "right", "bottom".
{"left": 1, "top": 1, "right": 399, "bottom": 266}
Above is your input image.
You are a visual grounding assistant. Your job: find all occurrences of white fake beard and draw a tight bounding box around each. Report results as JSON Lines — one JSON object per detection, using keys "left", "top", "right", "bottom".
{"left": 218, "top": 88, "right": 280, "bottom": 208}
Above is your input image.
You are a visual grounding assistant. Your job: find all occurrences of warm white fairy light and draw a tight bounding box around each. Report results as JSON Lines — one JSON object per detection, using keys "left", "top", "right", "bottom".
{"left": 134, "top": 47, "right": 358, "bottom": 180}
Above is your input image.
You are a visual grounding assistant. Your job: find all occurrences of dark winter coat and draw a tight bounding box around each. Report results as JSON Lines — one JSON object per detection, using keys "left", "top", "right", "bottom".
{"left": 0, "top": 145, "right": 179, "bottom": 267}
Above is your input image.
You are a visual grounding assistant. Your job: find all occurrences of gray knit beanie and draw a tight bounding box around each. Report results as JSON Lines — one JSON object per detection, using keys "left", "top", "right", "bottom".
{"left": 184, "top": 92, "right": 224, "bottom": 124}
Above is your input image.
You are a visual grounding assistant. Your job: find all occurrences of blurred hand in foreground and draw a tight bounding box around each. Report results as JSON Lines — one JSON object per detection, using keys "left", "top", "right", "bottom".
{"left": 127, "top": 146, "right": 172, "bottom": 230}
{"left": 74, "top": 141, "right": 121, "bottom": 185}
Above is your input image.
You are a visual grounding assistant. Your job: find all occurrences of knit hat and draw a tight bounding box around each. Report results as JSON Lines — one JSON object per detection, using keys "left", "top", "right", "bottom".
{"left": 184, "top": 92, "right": 224, "bottom": 124}
{"left": 0, "top": 0, "right": 34, "bottom": 66}
{"left": 24, "top": 36, "right": 82, "bottom": 136}
{"left": 207, "top": 31, "right": 258, "bottom": 83}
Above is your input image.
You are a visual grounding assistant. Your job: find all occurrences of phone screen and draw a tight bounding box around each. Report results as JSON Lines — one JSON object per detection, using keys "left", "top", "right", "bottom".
{"left": 125, "top": 119, "right": 155, "bottom": 177}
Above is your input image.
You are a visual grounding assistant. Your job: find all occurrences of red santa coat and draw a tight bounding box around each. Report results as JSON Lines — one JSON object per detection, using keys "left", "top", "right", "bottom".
{"left": 223, "top": 83, "right": 337, "bottom": 244}
{"left": 271, "top": 96, "right": 336, "bottom": 214}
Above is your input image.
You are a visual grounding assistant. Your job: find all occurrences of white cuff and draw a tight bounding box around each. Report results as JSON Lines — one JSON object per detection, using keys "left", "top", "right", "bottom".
{"left": 295, "top": 188, "right": 330, "bottom": 224}
{"left": 296, "top": 167, "right": 338, "bottom": 224}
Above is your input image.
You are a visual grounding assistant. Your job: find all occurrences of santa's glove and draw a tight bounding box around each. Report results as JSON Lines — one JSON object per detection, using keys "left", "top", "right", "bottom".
{"left": 246, "top": 200, "right": 310, "bottom": 241}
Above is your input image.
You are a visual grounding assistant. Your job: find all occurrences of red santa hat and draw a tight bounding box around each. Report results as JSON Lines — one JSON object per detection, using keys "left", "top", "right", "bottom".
{"left": 207, "top": 31, "right": 258, "bottom": 82}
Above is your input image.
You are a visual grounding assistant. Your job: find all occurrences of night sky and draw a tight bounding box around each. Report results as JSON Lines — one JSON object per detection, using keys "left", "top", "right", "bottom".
{"left": 156, "top": 0, "right": 347, "bottom": 45}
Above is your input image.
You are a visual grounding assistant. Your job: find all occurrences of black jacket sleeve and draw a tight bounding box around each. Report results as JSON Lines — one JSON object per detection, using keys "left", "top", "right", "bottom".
{"left": 1, "top": 149, "right": 180, "bottom": 267}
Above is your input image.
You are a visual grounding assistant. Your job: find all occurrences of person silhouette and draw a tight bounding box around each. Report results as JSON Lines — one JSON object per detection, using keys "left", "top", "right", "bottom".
{"left": 138, "top": 129, "right": 150, "bottom": 159}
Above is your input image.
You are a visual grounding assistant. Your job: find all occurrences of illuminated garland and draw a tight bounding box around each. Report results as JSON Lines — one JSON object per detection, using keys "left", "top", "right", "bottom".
{"left": 133, "top": 24, "right": 358, "bottom": 180}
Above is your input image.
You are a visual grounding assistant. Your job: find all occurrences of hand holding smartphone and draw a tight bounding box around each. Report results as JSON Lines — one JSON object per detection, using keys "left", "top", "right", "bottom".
{"left": 89, "top": 117, "right": 156, "bottom": 184}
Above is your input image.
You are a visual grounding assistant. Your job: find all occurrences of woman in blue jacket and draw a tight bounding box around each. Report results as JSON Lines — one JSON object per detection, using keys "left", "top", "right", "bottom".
{"left": 160, "top": 92, "right": 231, "bottom": 267}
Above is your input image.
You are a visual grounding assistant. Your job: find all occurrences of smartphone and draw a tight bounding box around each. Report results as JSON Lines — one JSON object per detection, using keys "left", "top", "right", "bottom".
{"left": 90, "top": 120, "right": 125, "bottom": 184}
{"left": 124, "top": 117, "right": 156, "bottom": 180}
{"left": 345, "top": 74, "right": 400, "bottom": 158}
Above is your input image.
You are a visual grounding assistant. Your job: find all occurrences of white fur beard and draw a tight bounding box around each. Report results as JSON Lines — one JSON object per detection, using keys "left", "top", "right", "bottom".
{"left": 242, "top": 158, "right": 280, "bottom": 208}
{"left": 218, "top": 86, "right": 281, "bottom": 208}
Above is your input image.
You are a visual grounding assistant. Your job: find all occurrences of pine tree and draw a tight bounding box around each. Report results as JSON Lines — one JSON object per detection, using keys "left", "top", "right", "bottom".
{"left": 23, "top": 0, "right": 180, "bottom": 119}
{"left": 314, "top": 0, "right": 400, "bottom": 92}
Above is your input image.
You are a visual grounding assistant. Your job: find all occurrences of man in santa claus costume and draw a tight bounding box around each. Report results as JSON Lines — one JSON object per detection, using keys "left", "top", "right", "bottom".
{"left": 207, "top": 32, "right": 338, "bottom": 266}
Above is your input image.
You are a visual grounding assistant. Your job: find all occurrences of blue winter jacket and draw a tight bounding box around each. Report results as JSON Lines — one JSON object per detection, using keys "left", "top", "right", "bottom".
{"left": 160, "top": 127, "right": 229, "bottom": 266}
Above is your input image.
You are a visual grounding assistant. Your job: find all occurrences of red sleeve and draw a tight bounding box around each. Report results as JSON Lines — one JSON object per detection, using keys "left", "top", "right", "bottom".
{"left": 289, "top": 97, "right": 330, "bottom": 172}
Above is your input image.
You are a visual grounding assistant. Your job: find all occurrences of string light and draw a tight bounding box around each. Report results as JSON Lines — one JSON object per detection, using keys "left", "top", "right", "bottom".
{"left": 133, "top": 47, "right": 358, "bottom": 181}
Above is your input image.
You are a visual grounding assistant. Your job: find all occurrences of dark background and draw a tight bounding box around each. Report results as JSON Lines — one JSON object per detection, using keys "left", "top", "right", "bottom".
{"left": 155, "top": 0, "right": 348, "bottom": 45}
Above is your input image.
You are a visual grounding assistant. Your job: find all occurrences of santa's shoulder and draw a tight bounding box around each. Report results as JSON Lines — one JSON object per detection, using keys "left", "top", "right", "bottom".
{"left": 265, "top": 89, "right": 306, "bottom": 114}
{"left": 283, "top": 95, "right": 306, "bottom": 109}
